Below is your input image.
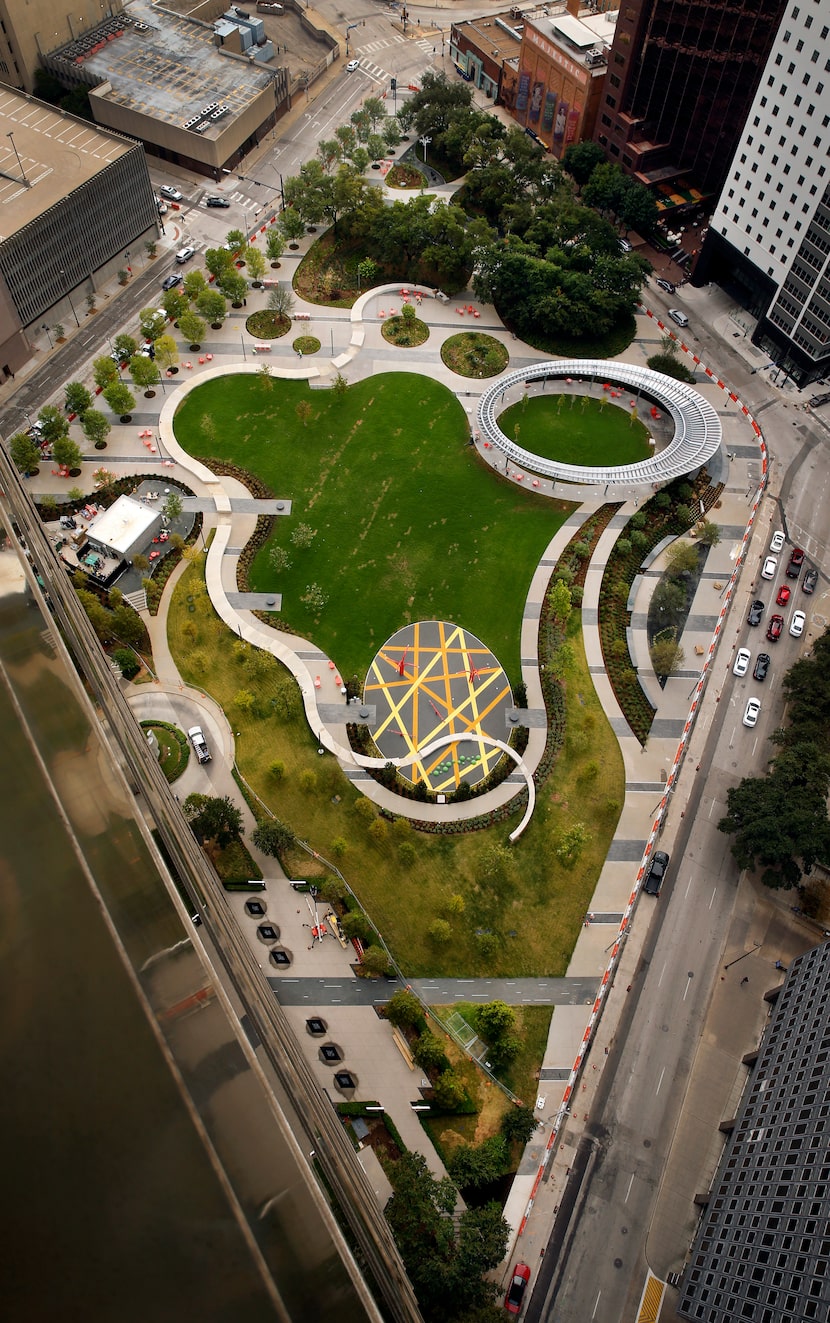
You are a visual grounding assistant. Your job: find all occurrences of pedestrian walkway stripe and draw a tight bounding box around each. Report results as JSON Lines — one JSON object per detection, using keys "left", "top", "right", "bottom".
{"left": 635, "top": 1271, "right": 665, "bottom": 1323}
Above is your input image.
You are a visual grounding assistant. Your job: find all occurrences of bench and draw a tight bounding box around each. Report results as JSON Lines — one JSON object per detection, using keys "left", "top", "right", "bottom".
{"left": 392, "top": 1027, "right": 415, "bottom": 1070}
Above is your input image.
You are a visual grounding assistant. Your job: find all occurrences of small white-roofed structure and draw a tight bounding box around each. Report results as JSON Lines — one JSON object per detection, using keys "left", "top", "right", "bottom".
{"left": 86, "top": 495, "right": 161, "bottom": 561}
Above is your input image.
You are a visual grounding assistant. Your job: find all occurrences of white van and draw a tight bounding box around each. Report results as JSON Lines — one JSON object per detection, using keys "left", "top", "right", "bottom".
{"left": 668, "top": 308, "right": 689, "bottom": 327}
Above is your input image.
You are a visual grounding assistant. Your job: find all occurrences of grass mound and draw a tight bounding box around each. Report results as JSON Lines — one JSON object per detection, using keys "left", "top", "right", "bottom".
{"left": 499, "top": 394, "right": 652, "bottom": 468}
{"left": 441, "top": 332, "right": 509, "bottom": 379}
{"left": 245, "top": 310, "right": 290, "bottom": 339}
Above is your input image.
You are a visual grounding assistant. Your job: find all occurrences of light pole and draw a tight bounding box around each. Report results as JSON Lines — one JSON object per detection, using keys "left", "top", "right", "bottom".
{"left": 241, "top": 332, "right": 247, "bottom": 362}
{"left": 58, "top": 269, "right": 80, "bottom": 328}
{"left": 6, "top": 132, "right": 29, "bottom": 187}
{"left": 419, "top": 134, "right": 432, "bottom": 167}
{"left": 41, "top": 323, "right": 53, "bottom": 348}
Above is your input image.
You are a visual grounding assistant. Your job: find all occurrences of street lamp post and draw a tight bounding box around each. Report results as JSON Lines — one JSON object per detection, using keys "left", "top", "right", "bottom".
{"left": 58, "top": 269, "right": 80, "bottom": 328}
{"left": 418, "top": 134, "right": 432, "bottom": 167}
{"left": 6, "top": 132, "right": 29, "bottom": 187}
{"left": 41, "top": 323, "right": 53, "bottom": 348}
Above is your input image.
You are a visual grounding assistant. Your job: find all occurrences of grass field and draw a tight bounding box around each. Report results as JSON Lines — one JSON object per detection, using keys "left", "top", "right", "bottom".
{"left": 499, "top": 394, "right": 652, "bottom": 468}
{"left": 173, "top": 373, "right": 573, "bottom": 681}
{"left": 166, "top": 568, "right": 624, "bottom": 977}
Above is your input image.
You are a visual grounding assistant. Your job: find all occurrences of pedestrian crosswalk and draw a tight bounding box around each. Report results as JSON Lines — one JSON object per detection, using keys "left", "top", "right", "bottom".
{"left": 415, "top": 37, "right": 435, "bottom": 56}
{"left": 355, "top": 59, "right": 387, "bottom": 84}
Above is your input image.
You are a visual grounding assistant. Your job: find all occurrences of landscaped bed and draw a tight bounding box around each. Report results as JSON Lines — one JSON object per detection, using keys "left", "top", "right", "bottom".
{"left": 441, "top": 332, "right": 509, "bottom": 379}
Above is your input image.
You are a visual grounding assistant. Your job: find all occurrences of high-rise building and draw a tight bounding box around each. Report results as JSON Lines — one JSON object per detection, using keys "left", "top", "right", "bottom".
{"left": 693, "top": 0, "right": 830, "bottom": 387}
{"left": 594, "top": 0, "right": 788, "bottom": 200}
{"left": 678, "top": 940, "right": 830, "bottom": 1323}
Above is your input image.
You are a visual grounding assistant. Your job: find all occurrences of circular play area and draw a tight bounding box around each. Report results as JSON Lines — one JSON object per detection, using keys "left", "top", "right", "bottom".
{"left": 363, "top": 621, "right": 513, "bottom": 793}
{"left": 477, "top": 359, "right": 722, "bottom": 488}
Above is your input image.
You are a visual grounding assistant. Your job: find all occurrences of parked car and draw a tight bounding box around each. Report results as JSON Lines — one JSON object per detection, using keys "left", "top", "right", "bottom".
{"left": 504, "top": 1263, "right": 531, "bottom": 1315}
{"left": 155, "top": 197, "right": 168, "bottom": 215}
{"left": 668, "top": 308, "right": 689, "bottom": 327}
{"left": 159, "top": 184, "right": 183, "bottom": 201}
{"left": 776, "top": 584, "right": 791, "bottom": 607}
{"left": 345, "top": 58, "right": 361, "bottom": 72}
{"left": 655, "top": 278, "right": 675, "bottom": 294}
{"left": 747, "top": 599, "right": 765, "bottom": 626}
{"left": 161, "top": 273, "right": 182, "bottom": 291}
{"left": 753, "top": 653, "right": 770, "bottom": 682}
{"left": 766, "top": 614, "right": 784, "bottom": 642}
{"left": 175, "top": 246, "right": 196, "bottom": 264}
{"left": 802, "top": 567, "right": 818, "bottom": 594}
{"left": 808, "top": 390, "right": 830, "bottom": 408}
{"left": 761, "top": 555, "right": 777, "bottom": 579}
{"left": 790, "top": 609, "right": 806, "bottom": 637}
{"left": 644, "top": 849, "right": 670, "bottom": 896}
{"left": 743, "top": 697, "right": 761, "bottom": 728}
{"left": 770, "top": 530, "right": 785, "bottom": 552}
{"left": 188, "top": 725, "right": 211, "bottom": 763}
{"left": 619, "top": 237, "right": 632, "bottom": 252}
{"left": 786, "top": 546, "right": 805, "bottom": 578}
{"left": 733, "top": 647, "right": 751, "bottom": 677}
{"left": 206, "top": 195, "right": 230, "bottom": 208}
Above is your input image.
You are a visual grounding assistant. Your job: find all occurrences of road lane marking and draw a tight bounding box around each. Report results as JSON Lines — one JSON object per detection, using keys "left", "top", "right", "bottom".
{"left": 708, "top": 797, "right": 716, "bottom": 817}
{"left": 683, "top": 974, "right": 693, "bottom": 1000}
{"left": 592, "top": 1289, "right": 602, "bottom": 1319}
{"left": 625, "top": 1172, "right": 635, "bottom": 1203}
{"left": 657, "top": 961, "right": 666, "bottom": 987}
{"left": 685, "top": 875, "right": 693, "bottom": 897}
{"left": 656, "top": 1067, "right": 666, "bottom": 1095}
{"left": 709, "top": 887, "right": 717, "bottom": 909}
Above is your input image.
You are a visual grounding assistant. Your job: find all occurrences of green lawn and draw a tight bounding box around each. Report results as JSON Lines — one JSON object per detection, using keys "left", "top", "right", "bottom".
{"left": 174, "top": 373, "right": 572, "bottom": 682}
{"left": 500, "top": 394, "right": 652, "bottom": 468}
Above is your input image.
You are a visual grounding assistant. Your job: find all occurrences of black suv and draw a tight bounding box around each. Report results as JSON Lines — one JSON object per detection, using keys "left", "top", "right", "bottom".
{"left": 753, "top": 653, "right": 770, "bottom": 681}
{"left": 644, "top": 850, "right": 670, "bottom": 896}
{"left": 206, "top": 195, "right": 230, "bottom": 208}
{"left": 747, "top": 599, "right": 765, "bottom": 626}
{"left": 802, "top": 567, "right": 818, "bottom": 595}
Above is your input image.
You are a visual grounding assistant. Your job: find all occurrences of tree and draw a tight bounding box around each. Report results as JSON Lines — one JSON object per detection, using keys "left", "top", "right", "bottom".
{"left": 162, "top": 490, "right": 183, "bottom": 522}
{"left": 291, "top": 523, "right": 316, "bottom": 549}
{"left": 139, "top": 307, "right": 167, "bottom": 341}
{"left": 412, "top": 1031, "right": 448, "bottom": 1071}
{"left": 179, "top": 310, "right": 206, "bottom": 346}
{"left": 184, "top": 793, "right": 244, "bottom": 849}
{"left": 204, "top": 247, "right": 235, "bottom": 282}
{"left": 225, "top": 227, "right": 246, "bottom": 254}
{"left": 129, "top": 355, "right": 161, "bottom": 393}
{"left": 80, "top": 409, "right": 111, "bottom": 448}
{"left": 301, "top": 582, "right": 328, "bottom": 612}
{"left": 554, "top": 820, "right": 591, "bottom": 867}
{"left": 196, "top": 288, "right": 227, "bottom": 326}
{"left": 113, "top": 333, "right": 138, "bottom": 362}
{"left": 182, "top": 269, "right": 207, "bottom": 301}
{"left": 111, "top": 604, "right": 144, "bottom": 647}
{"left": 339, "top": 910, "right": 371, "bottom": 943}
{"left": 268, "top": 284, "right": 294, "bottom": 319}
{"left": 37, "top": 405, "right": 69, "bottom": 444}
{"left": 251, "top": 817, "right": 296, "bottom": 857}
{"left": 548, "top": 579, "right": 572, "bottom": 625}
{"left": 103, "top": 381, "right": 136, "bottom": 420}
{"left": 279, "top": 207, "right": 306, "bottom": 244}
{"left": 246, "top": 245, "right": 267, "bottom": 285}
{"left": 386, "top": 988, "right": 423, "bottom": 1029}
{"left": 650, "top": 636, "right": 685, "bottom": 677}
{"left": 477, "top": 1000, "right": 515, "bottom": 1044}
{"left": 64, "top": 381, "right": 92, "bottom": 415}
{"left": 665, "top": 541, "right": 700, "bottom": 577}
{"left": 361, "top": 944, "right": 391, "bottom": 975}
{"left": 427, "top": 918, "right": 452, "bottom": 944}
{"left": 432, "top": 1068, "right": 466, "bottom": 1110}
{"left": 696, "top": 520, "right": 721, "bottom": 547}
{"left": 9, "top": 432, "right": 41, "bottom": 474}
{"left": 220, "top": 269, "right": 248, "bottom": 305}
{"left": 113, "top": 648, "right": 140, "bottom": 680}
{"left": 93, "top": 354, "right": 119, "bottom": 390}
{"left": 154, "top": 335, "right": 179, "bottom": 373}
{"left": 295, "top": 400, "right": 313, "bottom": 428}
{"left": 501, "top": 1104, "right": 538, "bottom": 1146}
{"left": 265, "top": 228, "right": 285, "bottom": 264}
{"left": 447, "top": 1136, "right": 508, "bottom": 1190}
{"left": 162, "top": 289, "right": 188, "bottom": 322}
{"left": 563, "top": 140, "right": 606, "bottom": 185}
{"left": 52, "top": 435, "right": 82, "bottom": 471}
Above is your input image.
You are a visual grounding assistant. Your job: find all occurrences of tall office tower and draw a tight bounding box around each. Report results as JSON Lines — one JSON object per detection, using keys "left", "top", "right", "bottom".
{"left": 0, "top": 0, "right": 123, "bottom": 93}
{"left": 678, "top": 941, "right": 830, "bottom": 1322}
{"left": 694, "top": 0, "right": 830, "bottom": 386}
{"left": 595, "top": 0, "right": 788, "bottom": 199}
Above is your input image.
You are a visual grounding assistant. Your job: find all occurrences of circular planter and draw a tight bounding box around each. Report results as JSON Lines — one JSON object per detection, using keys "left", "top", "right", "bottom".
{"left": 25, "top": 467, "right": 40, "bottom": 478}
{"left": 119, "top": 414, "right": 132, "bottom": 423}
{"left": 307, "top": 226, "right": 317, "bottom": 234}
{"left": 169, "top": 366, "right": 179, "bottom": 375}
{"left": 270, "top": 261, "right": 281, "bottom": 269}
{"left": 289, "top": 242, "right": 299, "bottom": 250}
{"left": 68, "top": 468, "right": 82, "bottom": 478}
{"left": 189, "top": 343, "right": 201, "bottom": 351}
{"left": 144, "top": 389, "right": 156, "bottom": 398}
{"left": 371, "top": 162, "right": 381, "bottom": 170}
{"left": 94, "top": 440, "right": 107, "bottom": 450}
{"left": 232, "top": 300, "right": 243, "bottom": 309}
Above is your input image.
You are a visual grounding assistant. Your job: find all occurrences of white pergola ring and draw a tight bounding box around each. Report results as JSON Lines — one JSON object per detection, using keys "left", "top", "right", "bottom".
{"left": 477, "top": 359, "right": 722, "bottom": 488}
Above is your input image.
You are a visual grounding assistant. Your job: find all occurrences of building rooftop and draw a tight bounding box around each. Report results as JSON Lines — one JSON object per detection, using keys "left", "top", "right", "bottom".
{"left": 50, "top": 0, "right": 274, "bottom": 138}
{"left": 88, "top": 494, "right": 158, "bottom": 555}
{"left": 452, "top": 12, "right": 524, "bottom": 62}
{"left": 0, "top": 87, "right": 135, "bottom": 242}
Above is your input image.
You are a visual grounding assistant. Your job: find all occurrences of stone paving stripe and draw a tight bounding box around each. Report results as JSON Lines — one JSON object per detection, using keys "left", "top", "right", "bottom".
{"left": 588, "top": 664, "right": 605, "bottom": 674}
{"left": 582, "top": 607, "right": 599, "bottom": 625}
{"left": 607, "top": 838, "right": 648, "bottom": 861}
{"left": 539, "top": 1067, "right": 574, "bottom": 1081}
{"left": 525, "top": 602, "right": 542, "bottom": 619}
{"left": 685, "top": 614, "right": 720, "bottom": 629}
{"left": 625, "top": 781, "right": 669, "bottom": 793}
{"left": 521, "top": 656, "right": 537, "bottom": 666}
{"left": 225, "top": 546, "right": 243, "bottom": 554}
{"left": 610, "top": 715, "right": 635, "bottom": 735}
{"left": 674, "top": 669, "right": 704, "bottom": 679}
{"left": 295, "top": 650, "right": 325, "bottom": 659}
{"left": 507, "top": 708, "right": 547, "bottom": 728}
{"left": 587, "top": 913, "right": 624, "bottom": 923}
{"left": 714, "top": 526, "right": 749, "bottom": 539}
{"left": 649, "top": 717, "right": 687, "bottom": 737}
{"left": 226, "top": 592, "right": 283, "bottom": 609}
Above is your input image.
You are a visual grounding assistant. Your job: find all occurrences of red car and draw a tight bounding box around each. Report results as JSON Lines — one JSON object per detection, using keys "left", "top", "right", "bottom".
{"left": 505, "top": 1263, "right": 531, "bottom": 1314}
{"left": 776, "top": 584, "right": 791, "bottom": 606}
{"left": 766, "top": 614, "right": 784, "bottom": 642}
{"left": 786, "top": 547, "right": 805, "bottom": 579}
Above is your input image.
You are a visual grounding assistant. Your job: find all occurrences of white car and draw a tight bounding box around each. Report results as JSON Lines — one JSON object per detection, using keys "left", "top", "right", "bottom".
{"left": 790, "top": 609, "right": 806, "bottom": 637}
{"left": 176, "top": 246, "right": 196, "bottom": 264}
{"left": 770, "top": 531, "right": 785, "bottom": 553}
{"left": 743, "top": 697, "right": 761, "bottom": 728}
{"left": 159, "top": 184, "right": 183, "bottom": 201}
{"left": 345, "top": 58, "right": 360, "bottom": 72}
{"left": 733, "top": 647, "right": 751, "bottom": 677}
{"left": 761, "top": 555, "right": 777, "bottom": 579}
